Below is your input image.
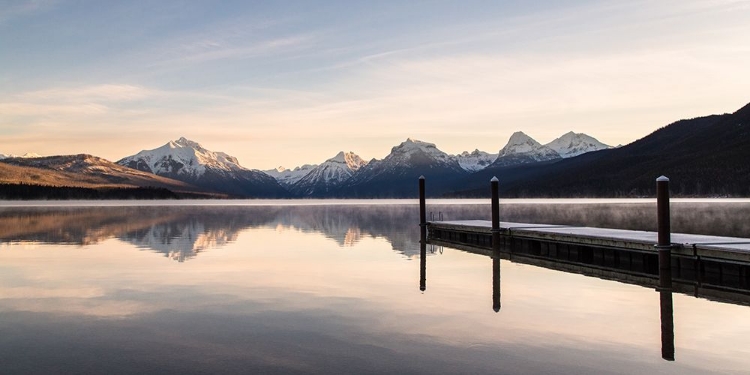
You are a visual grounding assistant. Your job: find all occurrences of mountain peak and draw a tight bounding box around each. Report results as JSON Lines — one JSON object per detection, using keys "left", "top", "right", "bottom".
{"left": 507, "top": 131, "right": 538, "bottom": 144}
{"left": 500, "top": 131, "right": 543, "bottom": 156}
{"left": 371, "top": 138, "right": 464, "bottom": 173}
{"left": 328, "top": 151, "right": 367, "bottom": 171}
{"left": 392, "top": 138, "right": 439, "bottom": 155}
{"left": 491, "top": 131, "right": 561, "bottom": 167}
{"left": 545, "top": 132, "right": 610, "bottom": 158}
{"left": 170, "top": 137, "right": 204, "bottom": 150}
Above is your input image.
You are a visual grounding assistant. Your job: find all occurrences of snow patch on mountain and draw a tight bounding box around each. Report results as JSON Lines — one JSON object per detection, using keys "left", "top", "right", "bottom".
{"left": 264, "top": 164, "right": 318, "bottom": 186}
{"left": 454, "top": 149, "right": 497, "bottom": 172}
{"left": 0, "top": 152, "right": 41, "bottom": 160}
{"left": 545, "top": 131, "right": 610, "bottom": 158}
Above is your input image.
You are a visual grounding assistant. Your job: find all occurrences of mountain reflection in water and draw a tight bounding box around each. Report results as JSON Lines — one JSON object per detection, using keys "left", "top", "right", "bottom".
{"left": 1, "top": 201, "right": 750, "bottom": 261}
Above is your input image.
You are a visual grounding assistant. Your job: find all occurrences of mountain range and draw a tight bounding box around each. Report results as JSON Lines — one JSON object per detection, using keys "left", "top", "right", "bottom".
{"left": 117, "top": 137, "right": 288, "bottom": 198}
{"left": 1, "top": 101, "right": 748, "bottom": 198}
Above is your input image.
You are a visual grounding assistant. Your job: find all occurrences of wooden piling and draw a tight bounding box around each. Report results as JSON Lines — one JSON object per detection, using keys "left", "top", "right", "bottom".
{"left": 419, "top": 176, "right": 426, "bottom": 227}
{"left": 491, "top": 177, "right": 500, "bottom": 250}
{"left": 657, "top": 176, "right": 672, "bottom": 289}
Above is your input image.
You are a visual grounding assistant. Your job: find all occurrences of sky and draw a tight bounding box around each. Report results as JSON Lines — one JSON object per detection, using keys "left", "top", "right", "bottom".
{"left": 1, "top": 0, "right": 749, "bottom": 169}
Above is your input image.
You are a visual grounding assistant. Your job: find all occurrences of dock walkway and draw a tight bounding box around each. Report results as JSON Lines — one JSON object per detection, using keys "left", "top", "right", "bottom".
{"left": 427, "top": 220, "right": 750, "bottom": 263}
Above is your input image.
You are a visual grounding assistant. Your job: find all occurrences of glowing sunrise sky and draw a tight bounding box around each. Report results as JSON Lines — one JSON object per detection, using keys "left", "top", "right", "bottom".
{"left": 1, "top": 0, "right": 749, "bottom": 169}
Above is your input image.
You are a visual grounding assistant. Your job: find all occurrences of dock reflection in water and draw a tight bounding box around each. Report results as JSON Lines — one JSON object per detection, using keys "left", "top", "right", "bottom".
{"left": 423, "top": 229, "right": 682, "bottom": 362}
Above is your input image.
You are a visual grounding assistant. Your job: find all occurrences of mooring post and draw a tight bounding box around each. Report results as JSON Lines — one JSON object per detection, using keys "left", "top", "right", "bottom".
{"left": 656, "top": 175, "right": 672, "bottom": 289}
{"left": 419, "top": 176, "right": 427, "bottom": 240}
{"left": 491, "top": 176, "right": 500, "bottom": 249}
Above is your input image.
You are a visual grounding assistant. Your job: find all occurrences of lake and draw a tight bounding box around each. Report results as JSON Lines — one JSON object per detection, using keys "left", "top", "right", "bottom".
{"left": 1, "top": 200, "right": 749, "bottom": 374}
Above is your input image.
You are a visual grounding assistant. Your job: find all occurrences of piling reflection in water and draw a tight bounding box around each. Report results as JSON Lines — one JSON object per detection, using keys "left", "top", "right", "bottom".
{"left": 492, "top": 250, "right": 501, "bottom": 313}
{"left": 420, "top": 239, "right": 426, "bottom": 292}
{"left": 660, "top": 290, "right": 675, "bottom": 361}
{"left": 419, "top": 237, "right": 746, "bottom": 363}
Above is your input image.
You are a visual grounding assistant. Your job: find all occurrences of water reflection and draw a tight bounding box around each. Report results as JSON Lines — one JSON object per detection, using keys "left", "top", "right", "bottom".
{"left": 1, "top": 202, "right": 749, "bottom": 374}
{"left": 419, "top": 240, "right": 426, "bottom": 292}
{"left": 425, "top": 240, "right": 682, "bottom": 361}
{"left": 661, "top": 290, "right": 675, "bottom": 361}
{"left": 0, "top": 205, "right": 487, "bottom": 260}
{"left": 2, "top": 201, "right": 750, "bottom": 262}
{"left": 493, "top": 250, "right": 501, "bottom": 313}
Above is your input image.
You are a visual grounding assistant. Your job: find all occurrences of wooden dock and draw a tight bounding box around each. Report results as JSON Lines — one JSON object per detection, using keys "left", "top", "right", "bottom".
{"left": 417, "top": 176, "right": 750, "bottom": 302}
{"left": 427, "top": 220, "right": 750, "bottom": 263}
{"left": 425, "top": 220, "right": 750, "bottom": 302}
{"left": 424, "top": 220, "right": 750, "bottom": 305}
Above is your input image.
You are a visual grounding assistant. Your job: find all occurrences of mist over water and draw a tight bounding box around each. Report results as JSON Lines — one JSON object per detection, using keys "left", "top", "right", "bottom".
{"left": 2, "top": 200, "right": 749, "bottom": 256}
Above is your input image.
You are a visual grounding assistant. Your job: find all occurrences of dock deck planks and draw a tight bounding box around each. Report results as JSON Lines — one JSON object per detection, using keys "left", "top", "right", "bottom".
{"left": 427, "top": 220, "right": 750, "bottom": 262}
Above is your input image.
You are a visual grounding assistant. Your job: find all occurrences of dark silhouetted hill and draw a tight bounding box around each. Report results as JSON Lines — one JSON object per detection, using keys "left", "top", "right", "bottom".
{"left": 450, "top": 102, "right": 750, "bottom": 197}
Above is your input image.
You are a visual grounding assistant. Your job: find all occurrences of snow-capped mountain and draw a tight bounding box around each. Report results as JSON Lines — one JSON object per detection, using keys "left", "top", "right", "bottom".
{"left": 264, "top": 164, "right": 318, "bottom": 187}
{"left": 118, "top": 137, "right": 245, "bottom": 177}
{"left": 454, "top": 149, "right": 498, "bottom": 172}
{"left": 491, "top": 131, "right": 561, "bottom": 167}
{"left": 340, "top": 138, "right": 466, "bottom": 197}
{"left": 382, "top": 138, "right": 460, "bottom": 169}
{"left": 117, "top": 137, "right": 288, "bottom": 198}
{"left": 290, "top": 151, "right": 368, "bottom": 196}
{"left": 545, "top": 131, "right": 610, "bottom": 158}
{"left": 0, "top": 152, "right": 41, "bottom": 160}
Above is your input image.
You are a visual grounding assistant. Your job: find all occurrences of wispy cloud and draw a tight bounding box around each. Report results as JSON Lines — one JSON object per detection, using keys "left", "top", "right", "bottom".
{"left": 0, "top": 84, "right": 157, "bottom": 120}
{"left": 19, "top": 84, "right": 156, "bottom": 102}
{"left": 154, "top": 34, "right": 316, "bottom": 66}
{"left": 131, "top": 13, "right": 320, "bottom": 70}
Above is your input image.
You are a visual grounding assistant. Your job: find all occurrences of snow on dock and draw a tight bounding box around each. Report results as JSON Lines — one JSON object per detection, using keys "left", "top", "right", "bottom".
{"left": 427, "top": 220, "right": 750, "bottom": 262}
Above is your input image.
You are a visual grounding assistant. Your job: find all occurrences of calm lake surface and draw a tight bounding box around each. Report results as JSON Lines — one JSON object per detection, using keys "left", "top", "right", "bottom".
{"left": 1, "top": 199, "right": 750, "bottom": 374}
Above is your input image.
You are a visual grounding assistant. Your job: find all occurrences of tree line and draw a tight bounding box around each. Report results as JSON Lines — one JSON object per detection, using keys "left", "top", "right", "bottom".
{"left": 0, "top": 183, "right": 179, "bottom": 200}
